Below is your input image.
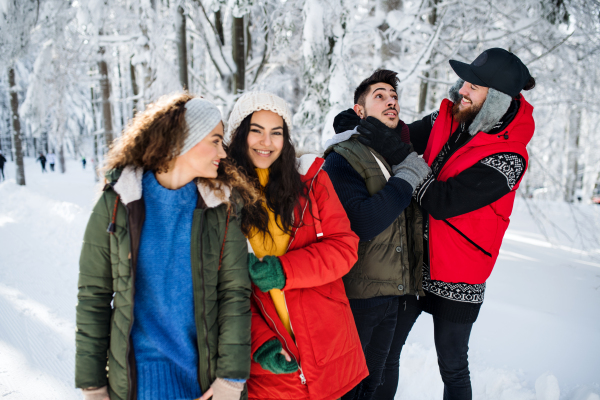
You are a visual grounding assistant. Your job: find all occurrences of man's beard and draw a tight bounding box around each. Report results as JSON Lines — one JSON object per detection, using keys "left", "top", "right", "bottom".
{"left": 452, "top": 96, "right": 483, "bottom": 124}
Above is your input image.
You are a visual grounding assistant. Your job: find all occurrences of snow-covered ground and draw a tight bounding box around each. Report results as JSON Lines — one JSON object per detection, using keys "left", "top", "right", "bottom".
{"left": 0, "top": 157, "right": 599, "bottom": 400}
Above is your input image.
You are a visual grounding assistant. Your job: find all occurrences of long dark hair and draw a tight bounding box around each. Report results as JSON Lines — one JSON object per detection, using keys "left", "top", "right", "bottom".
{"left": 228, "top": 113, "right": 308, "bottom": 237}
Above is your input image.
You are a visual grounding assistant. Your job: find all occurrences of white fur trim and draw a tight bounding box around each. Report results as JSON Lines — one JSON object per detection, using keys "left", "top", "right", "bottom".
{"left": 196, "top": 180, "right": 231, "bottom": 208}
{"left": 324, "top": 127, "right": 358, "bottom": 149}
{"left": 297, "top": 153, "right": 319, "bottom": 176}
{"left": 112, "top": 165, "right": 143, "bottom": 205}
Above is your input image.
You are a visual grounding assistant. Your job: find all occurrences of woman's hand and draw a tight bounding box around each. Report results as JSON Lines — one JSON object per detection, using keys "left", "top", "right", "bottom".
{"left": 198, "top": 378, "right": 244, "bottom": 400}
{"left": 82, "top": 386, "right": 110, "bottom": 400}
{"left": 253, "top": 339, "right": 298, "bottom": 374}
{"left": 247, "top": 254, "right": 286, "bottom": 292}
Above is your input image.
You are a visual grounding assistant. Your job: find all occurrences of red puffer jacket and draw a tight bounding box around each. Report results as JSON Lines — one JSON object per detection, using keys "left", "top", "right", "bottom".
{"left": 423, "top": 95, "right": 535, "bottom": 284}
{"left": 247, "top": 155, "right": 367, "bottom": 400}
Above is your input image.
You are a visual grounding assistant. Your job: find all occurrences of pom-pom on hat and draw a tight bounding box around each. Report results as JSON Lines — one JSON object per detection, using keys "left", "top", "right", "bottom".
{"left": 226, "top": 92, "right": 293, "bottom": 141}
{"left": 181, "top": 98, "right": 222, "bottom": 155}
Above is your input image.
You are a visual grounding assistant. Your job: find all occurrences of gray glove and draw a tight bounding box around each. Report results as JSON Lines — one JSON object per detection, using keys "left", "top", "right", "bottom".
{"left": 210, "top": 377, "right": 244, "bottom": 400}
{"left": 392, "top": 152, "right": 431, "bottom": 191}
{"left": 82, "top": 387, "right": 110, "bottom": 400}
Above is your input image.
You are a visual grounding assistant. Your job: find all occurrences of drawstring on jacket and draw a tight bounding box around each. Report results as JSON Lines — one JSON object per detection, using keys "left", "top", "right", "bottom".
{"left": 107, "top": 195, "right": 120, "bottom": 234}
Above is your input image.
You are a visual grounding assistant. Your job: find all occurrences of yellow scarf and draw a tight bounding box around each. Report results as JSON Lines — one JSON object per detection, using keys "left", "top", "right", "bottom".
{"left": 248, "top": 168, "right": 293, "bottom": 338}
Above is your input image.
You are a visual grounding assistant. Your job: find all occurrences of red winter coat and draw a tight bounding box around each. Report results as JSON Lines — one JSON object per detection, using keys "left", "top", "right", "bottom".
{"left": 423, "top": 95, "right": 535, "bottom": 284}
{"left": 247, "top": 155, "right": 368, "bottom": 400}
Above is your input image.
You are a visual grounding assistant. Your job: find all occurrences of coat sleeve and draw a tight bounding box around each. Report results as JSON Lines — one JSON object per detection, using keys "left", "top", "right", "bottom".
{"left": 75, "top": 192, "right": 114, "bottom": 389}
{"left": 278, "top": 170, "right": 360, "bottom": 291}
{"left": 216, "top": 203, "right": 253, "bottom": 380}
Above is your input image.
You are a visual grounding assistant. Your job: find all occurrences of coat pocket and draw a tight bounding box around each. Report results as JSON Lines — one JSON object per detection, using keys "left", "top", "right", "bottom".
{"left": 300, "top": 282, "right": 357, "bottom": 366}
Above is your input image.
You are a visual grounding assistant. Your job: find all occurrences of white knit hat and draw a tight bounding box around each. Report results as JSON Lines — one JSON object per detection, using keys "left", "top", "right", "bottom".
{"left": 181, "top": 98, "right": 222, "bottom": 155}
{"left": 226, "top": 92, "right": 293, "bottom": 141}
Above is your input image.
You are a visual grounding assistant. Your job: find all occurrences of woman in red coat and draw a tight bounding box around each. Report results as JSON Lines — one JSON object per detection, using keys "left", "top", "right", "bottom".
{"left": 227, "top": 92, "right": 367, "bottom": 400}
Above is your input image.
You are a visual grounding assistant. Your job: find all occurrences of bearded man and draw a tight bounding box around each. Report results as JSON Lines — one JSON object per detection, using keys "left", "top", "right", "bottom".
{"left": 362, "top": 48, "right": 535, "bottom": 400}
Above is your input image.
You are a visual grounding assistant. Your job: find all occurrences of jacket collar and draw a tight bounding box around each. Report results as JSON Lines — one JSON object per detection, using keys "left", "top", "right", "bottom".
{"left": 109, "top": 165, "right": 231, "bottom": 208}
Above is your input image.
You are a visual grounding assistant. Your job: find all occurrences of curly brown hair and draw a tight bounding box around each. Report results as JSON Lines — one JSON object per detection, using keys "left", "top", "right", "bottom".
{"left": 103, "top": 92, "right": 261, "bottom": 209}
{"left": 104, "top": 92, "right": 193, "bottom": 173}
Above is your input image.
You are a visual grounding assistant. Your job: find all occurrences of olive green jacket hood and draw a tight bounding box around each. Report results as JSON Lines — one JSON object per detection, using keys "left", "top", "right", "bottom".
{"left": 76, "top": 166, "right": 251, "bottom": 400}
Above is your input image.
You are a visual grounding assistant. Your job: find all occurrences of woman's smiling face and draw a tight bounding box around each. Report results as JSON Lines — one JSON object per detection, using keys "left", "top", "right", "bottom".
{"left": 246, "top": 110, "right": 285, "bottom": 169}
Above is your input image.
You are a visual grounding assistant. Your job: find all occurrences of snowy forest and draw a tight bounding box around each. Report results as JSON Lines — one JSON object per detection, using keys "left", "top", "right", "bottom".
{"left": 1, "top": 0, "right": 600, "bottom": 202}
{"left": 2, "top": 2, "right": 600, "bottom": 399}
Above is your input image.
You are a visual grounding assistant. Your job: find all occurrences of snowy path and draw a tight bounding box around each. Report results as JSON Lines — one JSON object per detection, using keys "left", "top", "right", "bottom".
{"left": 1, "top": 157, "right": 599, "bottom": 400}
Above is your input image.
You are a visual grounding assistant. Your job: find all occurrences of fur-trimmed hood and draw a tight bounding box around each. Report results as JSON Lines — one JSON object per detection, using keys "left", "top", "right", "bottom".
{"left": 105, "top": 166, "right": 232, "bottom": 208}
{"left": 448, "top": 78, "right": 512, "bottom": 136}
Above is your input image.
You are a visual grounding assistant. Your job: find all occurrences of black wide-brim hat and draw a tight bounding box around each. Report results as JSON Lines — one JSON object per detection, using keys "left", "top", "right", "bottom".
{"left": 449, "top": 48, "right": 531, "bottom": 97}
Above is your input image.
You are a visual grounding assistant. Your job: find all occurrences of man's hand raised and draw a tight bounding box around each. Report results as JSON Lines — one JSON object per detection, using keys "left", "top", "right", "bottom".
{"left": 357, "top": 116, "right": 411, "bottom": 166}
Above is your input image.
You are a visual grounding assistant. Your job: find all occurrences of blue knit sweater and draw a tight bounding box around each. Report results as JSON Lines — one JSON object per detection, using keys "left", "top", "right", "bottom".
{"left": 131, "top": 171, "right": 201, "bottom": 400}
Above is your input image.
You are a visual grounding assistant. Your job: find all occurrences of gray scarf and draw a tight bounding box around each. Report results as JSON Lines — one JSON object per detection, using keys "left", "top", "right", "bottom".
{"left": 448, "top": 79, "right": 512, "bottom": 136}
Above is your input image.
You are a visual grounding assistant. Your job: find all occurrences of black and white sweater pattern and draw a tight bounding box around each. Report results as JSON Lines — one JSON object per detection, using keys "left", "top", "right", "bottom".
{"left": 408, "top": 103, "right": 525, "bottom": 322}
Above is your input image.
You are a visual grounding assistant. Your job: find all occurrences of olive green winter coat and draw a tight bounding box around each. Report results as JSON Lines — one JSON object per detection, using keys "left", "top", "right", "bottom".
{"left": 324, "top": 137, "right": 425, "bottom": 299}
{"left": 75, "top": 166, "right": 251, "bottom": 400}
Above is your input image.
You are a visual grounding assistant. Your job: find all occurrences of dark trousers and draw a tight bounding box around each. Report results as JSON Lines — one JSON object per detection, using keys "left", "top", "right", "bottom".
{"left": 373, "top": 296, "right": 474, "bottom": 400}
{"left": 342, "top": 298, "right": 399, "bottom": 400}
{"left": 0, "top": 165, "right": 4, "bottom": 181}
{"left": 40, "top": 161, "right": 47, "bottom": 172}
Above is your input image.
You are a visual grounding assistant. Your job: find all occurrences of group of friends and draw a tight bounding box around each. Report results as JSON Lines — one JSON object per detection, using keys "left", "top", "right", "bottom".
{"left": 75, "top": 47, "right": 536, "bottom": 400}
{"left": 36, "top": 152, "right": 56, "bottom": 172}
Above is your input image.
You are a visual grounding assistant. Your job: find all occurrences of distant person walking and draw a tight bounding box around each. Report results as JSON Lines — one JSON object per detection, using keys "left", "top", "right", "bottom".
{"left": 47, "top": 152, "right": 56, "bottom": 171}
{"left": 81, "top": 156, "right": 86, "bottom": 169}
{"left": 0, "top": 150, "right": 6, "bottom": 181}
{"left": 36, "top": 152, "right": 47, "bottom": 173}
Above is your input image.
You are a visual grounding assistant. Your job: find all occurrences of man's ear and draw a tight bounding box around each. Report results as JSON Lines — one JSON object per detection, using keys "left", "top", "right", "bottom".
{"left": 353, "top": 104, "right": 365, "bottom": 119}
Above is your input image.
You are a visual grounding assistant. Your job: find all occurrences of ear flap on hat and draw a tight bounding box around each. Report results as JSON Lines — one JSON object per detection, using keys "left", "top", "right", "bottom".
{"left": 468, "top": 88, "right": 511, "bottom": 136}
{"left": 448, "top": 79, "right": 464, "bottom": 103}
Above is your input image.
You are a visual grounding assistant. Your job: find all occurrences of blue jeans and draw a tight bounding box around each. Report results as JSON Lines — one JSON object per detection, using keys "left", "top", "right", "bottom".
{"left": 342, "top": 297, "right": 399, "bottom": 400}
{"left": 373, "top": 296, "right": 474, "bottom": 400}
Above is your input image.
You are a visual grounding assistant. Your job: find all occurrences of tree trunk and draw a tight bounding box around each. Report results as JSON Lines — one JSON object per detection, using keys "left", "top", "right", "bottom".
{"left": 215, "top": 9, "right": 224, "bottom": 46}
{"left": 58, "top": 142, "right": 66, "bottom": 173}
{"left": 98, "top": 46, "right": 114, "bottom": 149}
{"left": 232, "top": 16, "right": 245, "bottom": 93}
{"left": 177, "top": 5, "right": 189, "bottom": 90}
{"left": 379, "top": 0, "right": 403, "bottom": 62}
{"left": 90, "top": 87, "right": 100, "bottom": 182}
{"left": 417, "top": 0, "right": 440, "bottom": 114}
{"left": 563, "top": 107, "right": 581, "bottom": 202}
{"left": 8, "top": 66, "right": 25, "bottom": 185}
{"left": 130, "top": 57, "right": 139, "bottom": 114}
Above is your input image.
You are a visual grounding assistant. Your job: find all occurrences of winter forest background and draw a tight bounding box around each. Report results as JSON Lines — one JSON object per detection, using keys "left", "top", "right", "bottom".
{"left": 1, "top": 1, "right": 600, "bottom": 400}
{"left": 1, "top": 0, "right": 600, "bottom": 204}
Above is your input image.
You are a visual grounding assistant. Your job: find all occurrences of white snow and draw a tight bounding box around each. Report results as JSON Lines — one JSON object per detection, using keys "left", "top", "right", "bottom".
{"left": 0, "top": 158, "right": 599, "bottom": 399}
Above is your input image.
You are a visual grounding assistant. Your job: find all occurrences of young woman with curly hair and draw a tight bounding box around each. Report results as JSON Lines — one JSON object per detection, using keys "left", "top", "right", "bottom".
{"left": 75, "top": 93, "right": 259, "bottom": 400}
{"left": 226, "top": 92, "right": 368, "bottom": 400}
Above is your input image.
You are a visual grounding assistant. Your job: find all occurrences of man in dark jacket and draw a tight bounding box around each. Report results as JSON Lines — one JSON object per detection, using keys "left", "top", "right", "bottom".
{"left": 354, "top": 49, "right": 535, "bottom": 400}
{"left": 0, "top": 150, "right": 6, "bottom": 181}
{"left": 323, "top": 70, "right": 431, "bottom": 400}
{"left": 36, "top": 152, "right": 47, "bottom": 173}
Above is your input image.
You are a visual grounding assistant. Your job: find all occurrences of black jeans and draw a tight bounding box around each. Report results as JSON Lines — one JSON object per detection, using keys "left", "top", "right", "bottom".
{"left": 373, "top": 296, "right": 474, "bottom": 400}
{"left": 342, "top": 297, "right": 399, "bottom": 400}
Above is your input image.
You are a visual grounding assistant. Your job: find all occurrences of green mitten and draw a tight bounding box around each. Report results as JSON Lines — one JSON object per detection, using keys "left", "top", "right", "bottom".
{"left": 253, "top": 339, "right": 298, "bottom": 374}
{"left": 248, "top": 254, "right": 286, "bottom": 292}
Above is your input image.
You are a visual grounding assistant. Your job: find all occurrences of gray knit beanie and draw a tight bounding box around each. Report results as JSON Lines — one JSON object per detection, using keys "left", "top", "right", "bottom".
{"left": 181, "top": 98, "right": 222, "bottom": 155}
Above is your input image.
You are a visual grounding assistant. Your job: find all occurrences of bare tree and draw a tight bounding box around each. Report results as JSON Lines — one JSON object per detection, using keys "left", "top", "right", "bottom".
{"left": 7, "top": 66, "right": 25, "bottom": 185}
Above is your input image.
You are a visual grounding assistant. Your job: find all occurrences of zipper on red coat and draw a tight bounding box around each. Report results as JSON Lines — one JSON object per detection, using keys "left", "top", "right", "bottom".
{"left": 282, "top": 293, "right": 306, "bottom": 384}
{"left": 253, "top": 293, "right": 306, "bottom": 385}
